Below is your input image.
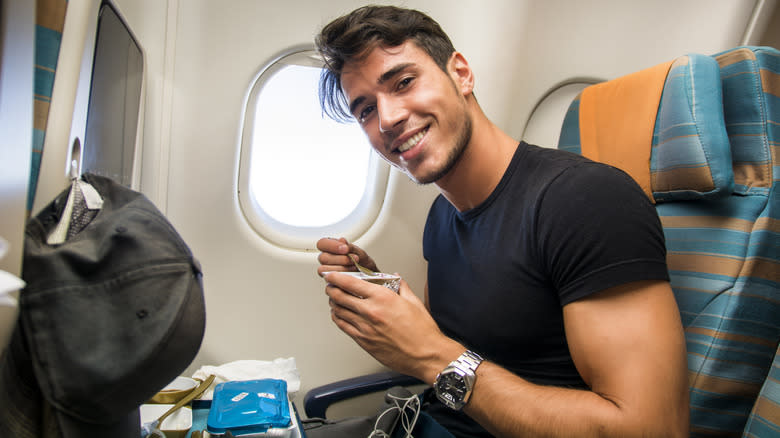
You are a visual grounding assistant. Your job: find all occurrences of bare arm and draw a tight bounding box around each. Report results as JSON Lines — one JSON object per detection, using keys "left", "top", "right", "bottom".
{"left": 462, "top": 280, "right": 689, "bottom": 438}
{"left": 319, "top": 239, "right": 688, "bottom": 437}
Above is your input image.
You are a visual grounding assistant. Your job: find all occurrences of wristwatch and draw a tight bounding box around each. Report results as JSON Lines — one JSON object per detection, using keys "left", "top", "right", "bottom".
{"left": 433, "top": 350, "right": 484, "bottom": 410}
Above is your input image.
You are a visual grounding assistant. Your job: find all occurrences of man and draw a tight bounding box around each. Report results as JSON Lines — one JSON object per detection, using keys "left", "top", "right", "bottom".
{"left": 316, "top": 6, "right": 689, "bottom": 437}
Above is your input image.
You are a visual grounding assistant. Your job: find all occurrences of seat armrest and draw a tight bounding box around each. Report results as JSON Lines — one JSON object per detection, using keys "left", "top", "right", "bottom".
{"left": 303, "top": 371, "right": 424, "bottom": 419}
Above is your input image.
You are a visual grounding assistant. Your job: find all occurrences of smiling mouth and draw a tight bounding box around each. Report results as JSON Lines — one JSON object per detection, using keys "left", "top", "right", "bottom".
{"left": 397, "top": 127, "right": 428, "bottom": 153}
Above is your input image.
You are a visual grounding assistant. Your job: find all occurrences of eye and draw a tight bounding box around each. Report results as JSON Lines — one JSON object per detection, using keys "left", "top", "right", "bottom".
{"left": 397, "top": 76, "right": 414, "bottom": 90}
{"left": 358, "top": 105, "right": 375, "bottom": 123}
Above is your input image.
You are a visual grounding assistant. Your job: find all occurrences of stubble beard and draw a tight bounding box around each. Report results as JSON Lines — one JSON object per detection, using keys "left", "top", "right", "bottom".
{"left": 410, "top": 111, "right": 473, "bottom": 185}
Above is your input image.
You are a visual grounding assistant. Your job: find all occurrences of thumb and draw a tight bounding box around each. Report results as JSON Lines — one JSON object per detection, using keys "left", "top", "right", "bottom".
{"left": 396, "top": 276, "right": 417, "bottom": 300}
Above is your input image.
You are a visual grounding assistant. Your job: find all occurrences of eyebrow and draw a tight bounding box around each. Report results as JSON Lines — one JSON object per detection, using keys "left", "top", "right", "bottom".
{"left": 348, "top": 62, "right": 416, "bottom": 116}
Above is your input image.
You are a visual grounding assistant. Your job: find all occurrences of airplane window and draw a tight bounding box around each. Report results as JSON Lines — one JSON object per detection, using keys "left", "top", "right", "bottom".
{"left": 522, "top": 82, "right": 597, "bottom": 149}
{"left": 251, "top": 63, "right": 368, "bottom": 226}
{"left": 238, "top": 49, "right": 389, "bottom": 250}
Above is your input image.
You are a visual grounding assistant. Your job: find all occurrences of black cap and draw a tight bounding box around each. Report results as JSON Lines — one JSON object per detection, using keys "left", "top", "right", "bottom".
{"left": 0, "top": 173, "right": 206, "bottom": 437}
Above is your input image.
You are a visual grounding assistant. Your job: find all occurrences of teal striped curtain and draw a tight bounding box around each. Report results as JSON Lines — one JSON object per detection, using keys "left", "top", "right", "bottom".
{"left": 30, "top": 0, "right": 68, "bottom": 213}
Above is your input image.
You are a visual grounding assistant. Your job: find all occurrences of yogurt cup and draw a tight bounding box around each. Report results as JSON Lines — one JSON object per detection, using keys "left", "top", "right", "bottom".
{"left": 323, "top": 271, "right": 401, "bottom": 293}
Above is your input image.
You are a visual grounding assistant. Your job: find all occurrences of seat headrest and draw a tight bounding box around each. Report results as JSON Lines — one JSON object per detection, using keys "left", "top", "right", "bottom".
{"left": 651, "top": 54, "right": 734, "bottom": 201}
{"left": 558, "top": 53, "right": 734, "bottom": 202}
{"left": 712, "top": 46, "right": 779, "bottom": 196}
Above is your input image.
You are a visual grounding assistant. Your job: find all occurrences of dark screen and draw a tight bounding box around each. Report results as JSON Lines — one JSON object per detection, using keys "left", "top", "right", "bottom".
{"left": 82, "top": 3, "right": 143, "bottom": 187}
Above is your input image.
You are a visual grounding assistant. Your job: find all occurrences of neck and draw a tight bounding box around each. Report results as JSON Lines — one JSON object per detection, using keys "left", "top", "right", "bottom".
{"left": 435, "top": 104, "right": 517, "bottom": 212}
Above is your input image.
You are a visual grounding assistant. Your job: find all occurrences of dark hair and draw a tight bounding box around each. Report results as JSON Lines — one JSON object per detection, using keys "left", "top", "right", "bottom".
{"left": 316, "top": 5, "right": 456, "bottom": 122}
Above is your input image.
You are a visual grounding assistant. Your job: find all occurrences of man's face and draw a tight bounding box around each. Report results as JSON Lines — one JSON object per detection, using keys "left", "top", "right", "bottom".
{"left": 340, "top": 41, "right": 472, "bottom": 185}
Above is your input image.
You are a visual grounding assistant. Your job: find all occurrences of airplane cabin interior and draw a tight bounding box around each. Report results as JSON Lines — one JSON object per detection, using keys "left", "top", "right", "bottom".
{"left": 0, "top": 0, "right": 778, "bottom": 437}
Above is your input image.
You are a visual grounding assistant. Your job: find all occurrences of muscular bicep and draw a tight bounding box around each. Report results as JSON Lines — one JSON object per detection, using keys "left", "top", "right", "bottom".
{"left": 563, "top": 280, "right": 689, "bottom": 430}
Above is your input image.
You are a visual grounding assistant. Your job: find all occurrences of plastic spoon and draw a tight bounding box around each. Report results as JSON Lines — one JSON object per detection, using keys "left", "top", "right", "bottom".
{"left": 349, "top": 253, "right": 376, "bottom": 275}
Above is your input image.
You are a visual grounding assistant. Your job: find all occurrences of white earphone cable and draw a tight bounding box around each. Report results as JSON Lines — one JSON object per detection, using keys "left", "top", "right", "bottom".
{"left": 368, "top": 392, "right": 421, "bottom": 438}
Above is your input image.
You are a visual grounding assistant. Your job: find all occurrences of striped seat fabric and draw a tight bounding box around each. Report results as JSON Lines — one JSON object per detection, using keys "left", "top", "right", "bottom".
{"left": 557, "top": 46, "right": 780, "bottom": 437}
{"left": 712, "top": 46, "right": 779, "bottom": 438}
{"left": 31, "top": 0, "right": 68, "bottom": 212}
{"left": 558, "top": 54, "right": 734, "bottom": 200}
{"left": 743, "top": 345, "right": 780, "bottom": 437}
{"left": 650, "top": 55, "right": 734, "bottom": 201}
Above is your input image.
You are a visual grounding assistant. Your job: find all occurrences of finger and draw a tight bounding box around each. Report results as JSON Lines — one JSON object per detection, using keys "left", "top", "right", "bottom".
{"left": 317, "top": 238, "right": 362, "bottom": 275}
{"left": 396, "top": 277, "right": 425, "bottom": 307}
{"left": 326, "top": 285, "right": 368, "bottom": 334}
{"left": 330, "top": 306, "right": 365, "bottom": 341}
{"left": 328, "top": 295, "right": 382, "bottom": 348}
{"left": 325, "top": 277, "right": 366, "bottom": 309}
{"left": 317, "top": 264, "right": 352, "bottom": 276}
{"left": 346, "top": 247, "right": 379, "bottom": 273}
{"left": 317, "top": 250, "right": 357, "bottom": 266}
{"left": 328, "top": 296, "right": 359, "bottom": 329}
{"left": 329, "top": 297, "right": 359, "bottom": 323}
{"left": 328, "top": 296, "right": 356, "bottom": 319}
{"left": 325, "top": 271, "right": 383, "bottom": 300}
{"left": 397, "top": 277, "right": 412, "bottom": 298}
{"left": 320, "top": 237, "right": 368, "bottom": 264}
{"left": 316, "top": 237, "right": 350, "bottom": 254}
{"left": 317, "top": 253, "right": 359, "bottom": 273}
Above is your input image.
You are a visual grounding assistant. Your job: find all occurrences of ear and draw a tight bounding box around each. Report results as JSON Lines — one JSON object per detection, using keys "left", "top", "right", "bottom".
{"left": 447, "top": 52, "right": 474, "bottom": 97}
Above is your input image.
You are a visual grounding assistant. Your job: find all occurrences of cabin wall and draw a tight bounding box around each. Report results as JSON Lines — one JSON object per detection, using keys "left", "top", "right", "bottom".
{"left": 111, "top": 0, "right": 769, "bottom": 414}
{"left": 754, "top": 0, "right": 780, "bottom": 48}
{"left": 0, "top": 0, "right": 34, "bottom": 354}
{"left": 515, "top": 0, "right": 760, "bottom": 148}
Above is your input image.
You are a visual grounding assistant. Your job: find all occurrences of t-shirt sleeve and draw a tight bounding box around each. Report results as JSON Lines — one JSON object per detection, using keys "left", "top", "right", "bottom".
{"left": 536, "top": 162, "right": 669, "bottom": 306}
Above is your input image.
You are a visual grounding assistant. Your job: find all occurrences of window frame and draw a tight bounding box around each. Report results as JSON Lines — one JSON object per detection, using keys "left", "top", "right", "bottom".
{"left": 237, "top": 47, "right": 390, "bottom": 251}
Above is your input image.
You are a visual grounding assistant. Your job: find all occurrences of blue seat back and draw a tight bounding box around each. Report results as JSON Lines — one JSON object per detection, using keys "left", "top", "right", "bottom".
{"left": 558, "top": 47, "right": 780, "bottom": 437}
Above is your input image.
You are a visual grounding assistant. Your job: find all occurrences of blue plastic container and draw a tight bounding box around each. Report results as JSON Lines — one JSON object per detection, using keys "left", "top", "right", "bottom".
{"left": 207, "top": 379, "right": 291, "bottom": 437}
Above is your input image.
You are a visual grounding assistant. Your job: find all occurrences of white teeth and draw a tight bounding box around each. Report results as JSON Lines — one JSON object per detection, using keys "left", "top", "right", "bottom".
{"left": 398, "top": 129, "right": 427, "bottom": 153}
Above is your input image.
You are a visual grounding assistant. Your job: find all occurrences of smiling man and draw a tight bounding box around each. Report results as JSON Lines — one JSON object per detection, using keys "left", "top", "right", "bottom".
{"left": 315, "top": 5, "right": 689, "bottom": 438}
{"left": 341, "top": 42, "right": 475, "bottom": 188}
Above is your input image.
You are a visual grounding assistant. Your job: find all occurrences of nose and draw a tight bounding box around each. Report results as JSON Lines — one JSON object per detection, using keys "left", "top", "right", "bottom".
{"left": 377, "top": 95, "right": 406, "bottom": 134}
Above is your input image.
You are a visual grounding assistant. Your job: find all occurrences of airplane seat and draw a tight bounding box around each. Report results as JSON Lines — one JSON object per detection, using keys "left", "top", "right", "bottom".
{"left": 302, "top": 47, "right": 780, "bottom": 436}
{"left": 558, "top": 46, "right": 780, "bottom": 437}
{"left": 713, "top": 45, "right": 780, "bottom": 438}
{"left": 743, "top": 343, "right": 780, "bottom": 436}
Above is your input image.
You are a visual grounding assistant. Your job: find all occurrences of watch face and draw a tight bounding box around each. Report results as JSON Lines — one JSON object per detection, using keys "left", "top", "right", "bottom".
{"left": 435, "top": 370, "right": 469, "bottom": 408}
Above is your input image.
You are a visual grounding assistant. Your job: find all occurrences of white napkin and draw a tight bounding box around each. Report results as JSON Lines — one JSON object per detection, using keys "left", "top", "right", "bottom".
{"left": 0, "top": 237, "right": 25, "bottom": 307}
{"left": 191, "top": 357, "right": 300, "bottom": 400}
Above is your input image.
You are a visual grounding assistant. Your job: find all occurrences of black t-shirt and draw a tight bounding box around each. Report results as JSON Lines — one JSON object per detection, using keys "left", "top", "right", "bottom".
{"left": 422, "top": 142, "right": 669, "bottom": 437}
